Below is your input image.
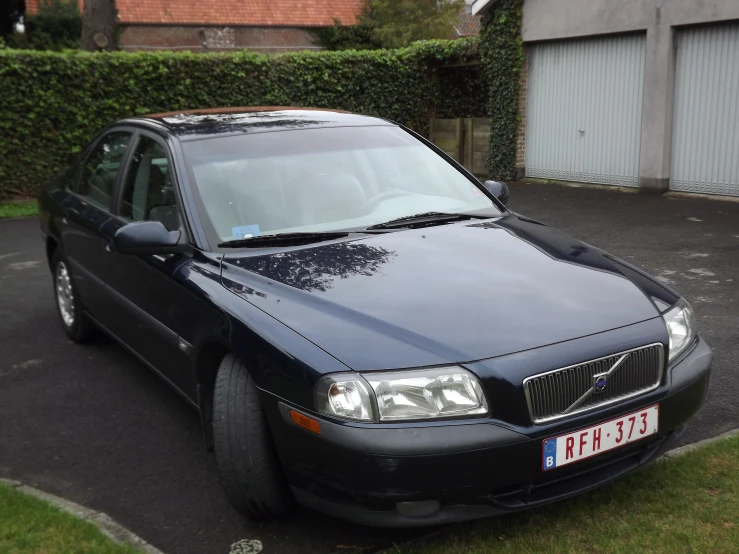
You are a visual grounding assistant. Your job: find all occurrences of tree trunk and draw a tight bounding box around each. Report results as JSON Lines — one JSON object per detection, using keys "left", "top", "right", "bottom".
{"left": 81, "top": 0, "right": 117, "bottom": 51}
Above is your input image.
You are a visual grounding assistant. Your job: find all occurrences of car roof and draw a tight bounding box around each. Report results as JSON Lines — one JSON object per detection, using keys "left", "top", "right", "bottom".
{"left": 126, "top": 107, "right": 394, "bottom": 141}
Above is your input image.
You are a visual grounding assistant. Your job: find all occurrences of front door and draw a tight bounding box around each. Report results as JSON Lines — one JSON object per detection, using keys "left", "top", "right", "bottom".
{"left": 100, "top": 132, "right": 200, "bottom": 399}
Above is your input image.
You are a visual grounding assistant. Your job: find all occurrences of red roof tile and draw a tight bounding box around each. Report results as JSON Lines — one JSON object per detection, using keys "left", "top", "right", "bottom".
{"left": 26, "top": 0, "right": 364, "bottom": 27}
{"left": 455, "top": 10, "right": 481, "bottom": 37}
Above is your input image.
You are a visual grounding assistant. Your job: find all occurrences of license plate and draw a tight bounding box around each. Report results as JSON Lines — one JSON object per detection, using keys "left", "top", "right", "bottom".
{"left": 542, "top": 405, "right": 659, "bottom": 471}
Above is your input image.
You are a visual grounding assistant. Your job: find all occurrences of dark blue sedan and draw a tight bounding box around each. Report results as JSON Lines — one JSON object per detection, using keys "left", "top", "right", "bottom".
{"left": 39, "top": 108, "right": 712, "bottom": 526}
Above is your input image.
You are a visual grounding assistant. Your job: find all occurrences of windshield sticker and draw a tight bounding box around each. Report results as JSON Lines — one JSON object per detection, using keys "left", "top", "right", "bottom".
{"left": 232, "top": 225, "right": 261, "bottom": 240}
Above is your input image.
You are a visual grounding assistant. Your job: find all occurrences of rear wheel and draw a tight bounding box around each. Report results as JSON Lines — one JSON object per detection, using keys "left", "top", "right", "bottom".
{"left": 52, "top": 250, "right": 94, "bottom": 342}
{"left": 212, "top": 354, "right": 294, "bottom": 519}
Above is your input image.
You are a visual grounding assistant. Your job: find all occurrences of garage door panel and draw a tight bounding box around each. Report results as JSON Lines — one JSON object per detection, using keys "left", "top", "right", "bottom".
{"left": 526, "top": 35, "right": 646, "bottom": 187}
{"left": 671, "top": 25, "right": 739, "bottom": 196}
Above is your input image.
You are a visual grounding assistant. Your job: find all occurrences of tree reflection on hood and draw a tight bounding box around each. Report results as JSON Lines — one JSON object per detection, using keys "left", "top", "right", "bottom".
{"left": 233, "top": 242, "right": 397, "bottom": 293}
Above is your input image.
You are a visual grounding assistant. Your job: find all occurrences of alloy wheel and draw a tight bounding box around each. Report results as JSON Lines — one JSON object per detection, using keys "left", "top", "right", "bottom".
{"left": 55, "top": 261, "right": 75, "bottom": 327}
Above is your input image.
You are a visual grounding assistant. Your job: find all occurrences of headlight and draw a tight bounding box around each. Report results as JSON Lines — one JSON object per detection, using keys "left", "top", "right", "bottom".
{"left": 365, "top": 367, "right": 489, "bottom": 421}
{"left": 663, "top": 298, "right": 697, "bottom": 363}
{"left": 316, "top": 374, "right": 375, "bottom": 421}
{"left": 316, "top": 367, "right": 488, "bottom": 422}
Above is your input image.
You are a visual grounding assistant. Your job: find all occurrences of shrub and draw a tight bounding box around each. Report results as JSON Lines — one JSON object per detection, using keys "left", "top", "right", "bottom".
{"left": 311, "top": 18, "right": 382, "bottom": 51}
{"left": 0, "top": 39, "right": 497, "bottom": 198}
{"left": 313, "top": 0, "right": 464, "bottom": 51}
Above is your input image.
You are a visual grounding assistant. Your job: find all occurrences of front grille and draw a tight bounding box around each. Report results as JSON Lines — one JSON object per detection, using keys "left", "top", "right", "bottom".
{"left": 523, "top": 344, "right": 664, "bottom": 423}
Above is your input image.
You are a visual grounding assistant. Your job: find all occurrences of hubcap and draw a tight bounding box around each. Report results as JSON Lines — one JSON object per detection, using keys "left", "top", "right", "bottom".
{"left": 56, "top": 261, "right": 75, "bottom": 327}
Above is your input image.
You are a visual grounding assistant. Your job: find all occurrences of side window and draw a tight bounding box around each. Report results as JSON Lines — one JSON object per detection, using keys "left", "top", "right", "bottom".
{"left": 120, "top": 136, "right": 179, "bottom": 231}
{"left": 61, "top": 155, "right": 83, "bottom": 192}
{"left": 75, "top": 132, "right": 131, "bottom": 210}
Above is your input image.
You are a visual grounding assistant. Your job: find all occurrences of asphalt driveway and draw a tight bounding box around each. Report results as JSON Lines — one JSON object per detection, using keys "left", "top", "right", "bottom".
{"left": 0, "top": 219, "right": 419, "bottom": 553}
{"left": 1, "top": 182, "right": 738, "bottom": 553}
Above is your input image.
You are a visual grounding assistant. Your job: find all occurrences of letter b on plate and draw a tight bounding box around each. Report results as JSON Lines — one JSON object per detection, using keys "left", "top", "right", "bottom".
{"left": 542, "top": 438, "right": 557, "bottom": 471}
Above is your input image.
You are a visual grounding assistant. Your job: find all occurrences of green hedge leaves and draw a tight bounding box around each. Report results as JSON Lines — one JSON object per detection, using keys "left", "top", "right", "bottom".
{"left": 0, "top": 35, "right": 516, "bottom": 198}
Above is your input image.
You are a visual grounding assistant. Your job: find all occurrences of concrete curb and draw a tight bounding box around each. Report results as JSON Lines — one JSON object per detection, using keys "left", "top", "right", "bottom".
{"left": 373, "top": 428, "right": 739, "bottom": 553}
{"left": 660, "top": 427, "right": 739, "bottom": 459}
{"left": 515, "top": 178, "right": 639, "bottom": 194}
{"left": 514, "top": 179, "right": 739, "bottom": 204}
{"left": 664, "top": 191, "right": 739, "bottom": 204}
{"left": 0, "top": 478, "right": 164, "bottom": 554}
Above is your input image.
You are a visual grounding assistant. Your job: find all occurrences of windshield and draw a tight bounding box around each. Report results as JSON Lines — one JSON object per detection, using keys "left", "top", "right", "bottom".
{"left": 182, "top": 125, "right": 502, "bottom": 244}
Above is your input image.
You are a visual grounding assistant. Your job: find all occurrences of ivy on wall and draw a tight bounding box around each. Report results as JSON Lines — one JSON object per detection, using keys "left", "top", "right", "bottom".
{"left": 479, "top": 0, "right": 524, "bottom": 180}
{"left": 0, "top": 39, "right": 490, "bottom": 198}
{"left": 434, "top": 63, "right": 489, "bottom": 120}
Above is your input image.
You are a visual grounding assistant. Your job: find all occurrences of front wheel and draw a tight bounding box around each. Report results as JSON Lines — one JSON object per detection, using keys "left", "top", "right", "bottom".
{"left": 212, "top": 354, "right": 294, "bottom": 519}
{"left": 52, "top": 249, "right": 94, "bottom": 342}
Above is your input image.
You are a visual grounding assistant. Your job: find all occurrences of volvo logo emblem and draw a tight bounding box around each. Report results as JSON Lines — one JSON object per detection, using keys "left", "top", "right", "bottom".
{"left": 558, "top": 353, "right": 630, "bottom": 415}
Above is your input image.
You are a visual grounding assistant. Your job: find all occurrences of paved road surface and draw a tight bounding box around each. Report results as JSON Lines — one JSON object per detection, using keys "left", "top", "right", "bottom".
{"left": 1, "top": 182, "right": 737, "bottom": 553}
{"left": 0, "top": 219, "right": 418, "bottom": 553}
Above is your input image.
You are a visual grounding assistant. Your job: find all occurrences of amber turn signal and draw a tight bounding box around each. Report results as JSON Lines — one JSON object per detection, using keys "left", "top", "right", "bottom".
{"left": 289, "top": 409, "right": 321, "bottom": 434}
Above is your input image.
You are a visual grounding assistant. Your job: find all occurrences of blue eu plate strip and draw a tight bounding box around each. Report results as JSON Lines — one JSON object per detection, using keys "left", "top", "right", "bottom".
{"left": 542, "top": 438, "right": 557, "bottom": 471}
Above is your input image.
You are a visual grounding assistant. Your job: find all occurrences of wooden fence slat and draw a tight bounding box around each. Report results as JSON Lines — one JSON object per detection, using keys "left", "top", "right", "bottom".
{"left": 429, "top": 117, "right": 490, "bottom": 177}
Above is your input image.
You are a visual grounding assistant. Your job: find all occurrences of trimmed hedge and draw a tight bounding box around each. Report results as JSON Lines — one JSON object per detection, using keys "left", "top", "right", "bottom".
{"left": 0, "top": 38, "right": 496, "bottom": 198}
{"left": 480, "top": 0, "right": 524, "bottom": 180}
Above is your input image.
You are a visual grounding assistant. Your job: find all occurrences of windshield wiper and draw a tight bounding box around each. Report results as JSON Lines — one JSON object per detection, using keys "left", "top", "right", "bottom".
{"left": 365, "top": 212, "right": 492, "bottom": 230}
{"left": 218, "top": 232, "right": 349, "bottom": 248}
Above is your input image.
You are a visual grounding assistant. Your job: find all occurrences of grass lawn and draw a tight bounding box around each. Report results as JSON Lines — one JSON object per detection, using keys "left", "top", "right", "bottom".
{"left": 400, "top": 435, "right": 739, "bottom": 554}
{"left": 0, "top": 484, "right": 141, "bottom": 554}
{"left": 0, "top": 200, "right": 38, "bottom": 219}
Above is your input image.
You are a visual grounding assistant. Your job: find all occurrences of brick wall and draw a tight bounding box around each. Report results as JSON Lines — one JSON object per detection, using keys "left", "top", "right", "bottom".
{"left": 119, "top": 25, "right": 322, "bottom": 53}
{"left": 515, "top": 48, "right": 528, "bottom": 179}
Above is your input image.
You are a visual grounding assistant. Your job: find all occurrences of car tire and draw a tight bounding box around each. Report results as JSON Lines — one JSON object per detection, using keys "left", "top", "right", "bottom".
{"left": 51, "top": 249, "right": 94, "bottom": 343}
{"left": 212, "top": 354, "right": 294, "bottom": 519}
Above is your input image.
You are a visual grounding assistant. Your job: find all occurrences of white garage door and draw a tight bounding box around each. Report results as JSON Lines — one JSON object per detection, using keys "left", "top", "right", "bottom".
{"left": 671, "top": 25, "right": 739, "bottom": 197}
{"left": 526, "top": 35, "right": 646, "bottom": 186}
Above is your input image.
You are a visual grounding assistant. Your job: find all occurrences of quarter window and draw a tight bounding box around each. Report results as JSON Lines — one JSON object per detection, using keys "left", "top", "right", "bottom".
{"left": 75, "top": 132, "right": 131, "bottom": 210}
{"left": 120, "top": 136, "right": 179, "bottom": 231}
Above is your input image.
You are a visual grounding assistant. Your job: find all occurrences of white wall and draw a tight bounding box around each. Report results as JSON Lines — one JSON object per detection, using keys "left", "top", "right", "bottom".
{"left": 523, "top": 0, "right": 739, "bottom": 41}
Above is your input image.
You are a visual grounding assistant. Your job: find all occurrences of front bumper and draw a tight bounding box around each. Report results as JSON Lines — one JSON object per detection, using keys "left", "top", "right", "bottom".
{"left": 264, "top": 338, "right": 712, "bottom": 527}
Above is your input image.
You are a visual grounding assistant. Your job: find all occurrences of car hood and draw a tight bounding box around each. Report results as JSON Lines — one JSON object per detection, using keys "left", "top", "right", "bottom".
{"left": 221, "top": 215, "right": 667, "bottom": 371}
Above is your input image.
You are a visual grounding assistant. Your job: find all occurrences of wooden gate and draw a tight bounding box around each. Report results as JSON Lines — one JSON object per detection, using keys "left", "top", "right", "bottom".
{"left": 429, "top": 118, "right": 490, "bottom": 178}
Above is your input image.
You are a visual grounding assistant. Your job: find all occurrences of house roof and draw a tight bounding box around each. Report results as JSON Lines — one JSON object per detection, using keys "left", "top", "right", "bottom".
{"left": 455, "top": 11, "right": 481, "bottom": 37}
{"left": 25, "top": 0, "right": 364, "bottom": 27}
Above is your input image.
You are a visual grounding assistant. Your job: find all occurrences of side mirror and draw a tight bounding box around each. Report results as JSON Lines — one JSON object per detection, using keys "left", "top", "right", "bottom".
{"left": 114, "top": 221, "right": 186, "bottom": 256}
{"left": 482, "top": 180, "right": 509, "bottom": 205}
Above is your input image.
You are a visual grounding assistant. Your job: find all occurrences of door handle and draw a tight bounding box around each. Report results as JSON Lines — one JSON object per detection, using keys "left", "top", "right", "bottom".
{"left": 104, "top": 243, "right": 113, "bottom": 253}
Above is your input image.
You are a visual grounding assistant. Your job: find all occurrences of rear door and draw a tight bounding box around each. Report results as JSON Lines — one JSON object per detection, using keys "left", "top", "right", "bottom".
{"left": 61, "top": 130, "right": 133, "bottom": 326}
{"left": 99, "top": 131, "right": 201, "bottom": 399}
